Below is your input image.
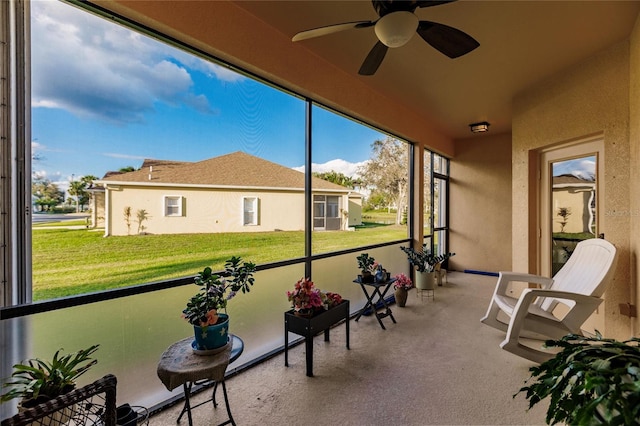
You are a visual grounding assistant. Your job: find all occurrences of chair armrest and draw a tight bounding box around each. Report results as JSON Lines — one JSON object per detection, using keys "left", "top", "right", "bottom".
{"left": 506, "top": 288, "right": 603, "bottom": 340}
{"left": 517, "top": 288, "right": 602, "bottom": 304}
{"left": 494, "top": 271, "right": 553, "bottom": 296}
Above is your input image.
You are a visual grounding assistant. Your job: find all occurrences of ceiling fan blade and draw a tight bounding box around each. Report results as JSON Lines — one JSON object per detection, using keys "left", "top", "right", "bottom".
{"left": 417, "top": 20, "right": 479, "bottom": 58}
{"left": 372, "top": 0, "right": 455, "bottom": 16}
{"left": 292, "top": 21, "right": 375, "bottom": 42}
{"left": 416, "top": 1, "right": 457, "bottom": 8}
{"left": 359, "top": 41, "right": 389, "bottom": 76}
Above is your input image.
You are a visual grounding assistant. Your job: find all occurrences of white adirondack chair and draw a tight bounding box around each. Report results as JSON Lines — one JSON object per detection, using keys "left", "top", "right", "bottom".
{"left": 481, "top": 238, "right": 618, "bottom": 363}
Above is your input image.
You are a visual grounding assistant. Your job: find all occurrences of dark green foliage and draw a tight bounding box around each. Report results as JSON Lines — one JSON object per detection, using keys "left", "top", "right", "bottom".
{"left": 1, "top": 345, "right": 99, "bottom": 405}
{"left": 400, "top": 244, "right": 455, "bottom": 272}
{"left": 312, "top": 170, "right": 361, "bottom": 189}
{"left": 356, "top": 253, "right": 376, "bottom": 273}
{"left": 182, "top": 256, "right": 256, "bottom": 325}
{"left": 516, "top": 332, "right": 640, "bottom": 425}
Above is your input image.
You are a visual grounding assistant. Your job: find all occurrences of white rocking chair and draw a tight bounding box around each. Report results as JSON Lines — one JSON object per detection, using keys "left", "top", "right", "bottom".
{"left": 481, "top": 238, "right": 618, "bottom": 363}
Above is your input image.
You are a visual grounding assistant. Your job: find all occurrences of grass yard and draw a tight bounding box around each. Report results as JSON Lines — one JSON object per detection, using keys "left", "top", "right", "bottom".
{"left": 32, "top": 223, "right": 407, "bottom": 300}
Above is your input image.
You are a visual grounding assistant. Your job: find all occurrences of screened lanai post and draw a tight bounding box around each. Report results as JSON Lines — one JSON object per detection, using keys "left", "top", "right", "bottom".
{"left": 411, "top": 143, "right": 424, "bottom": 245}
{"left": 1, "top": 0, "right": 32, "bottom": 306}
{"left": 304, "top": 99, "right": 312, "bottom": 279}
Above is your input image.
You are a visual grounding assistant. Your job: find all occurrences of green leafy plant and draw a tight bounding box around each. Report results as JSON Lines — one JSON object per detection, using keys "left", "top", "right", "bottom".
{"left": 400, "top": 244, "right": 455, "bottom": 272}
{"left": 182, "top": 256, "right": 256, "bottom": 327}
{"left": 1, "top": 345, "right": 99, "bottom": 406}
{"left": 516, "top": 332, "right": 640, "bottom": 425}
{"left": 356, "top": 253, "right": 377, "bottom": 274}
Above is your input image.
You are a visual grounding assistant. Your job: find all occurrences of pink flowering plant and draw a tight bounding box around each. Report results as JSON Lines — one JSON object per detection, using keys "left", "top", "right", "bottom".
{"left": 393, "top": 273, "right": 413, "bottom": 290}
{"left": 324, "top": 291, "right": 344, "bottom": 308}
{"left": 287, "top": 278, "right": 343, "bottom": 313}
{"left": 182, "top": 256, "right": 256, "bottom": 327}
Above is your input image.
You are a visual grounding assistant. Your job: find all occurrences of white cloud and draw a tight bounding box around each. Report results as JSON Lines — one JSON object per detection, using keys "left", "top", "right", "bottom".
{"left": 103, "top": 152, "right": 148, "bottom": 160}
{"left": 292, "top": 158, "right": 368, "bottom": 177}
{"left": 32, "top": 169, "right": 48, "bottom": 180}
{"left": 554, "top": 157, "right": 596, "bottom": 181}
{"left": 170, "top": 50, "right": 246, "bottom": 83}
{"left": 572, "top": 159, "right": 596, "bottom": 179}
{"left": 30, "top": 1, "right": 242, "bottom": 124}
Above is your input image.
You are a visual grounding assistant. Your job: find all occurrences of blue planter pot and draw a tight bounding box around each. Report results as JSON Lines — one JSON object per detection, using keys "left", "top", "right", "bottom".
{"left": 193, "top": 314, "right": 229, "bottom": 350}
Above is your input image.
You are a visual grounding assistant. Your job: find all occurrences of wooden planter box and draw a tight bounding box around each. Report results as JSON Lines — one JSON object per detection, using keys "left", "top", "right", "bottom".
{"left": 284, "top": 300, "right": 350, "bottom": 377}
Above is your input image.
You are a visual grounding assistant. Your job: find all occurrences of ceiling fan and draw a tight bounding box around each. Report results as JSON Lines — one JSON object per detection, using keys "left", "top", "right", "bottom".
{"left": 292, "top": 0, "right": 479, "bottom": 76}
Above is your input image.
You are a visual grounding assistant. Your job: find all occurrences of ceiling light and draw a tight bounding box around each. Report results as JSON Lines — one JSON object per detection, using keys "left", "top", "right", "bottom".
{"left": 374, "top": 12, "right": 419, "bottom": 48}
{"left": 469, "top": 121, "right": 490, "bottom": 133}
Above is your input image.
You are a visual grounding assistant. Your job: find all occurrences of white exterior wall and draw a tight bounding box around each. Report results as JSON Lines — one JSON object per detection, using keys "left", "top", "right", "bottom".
{"left": 105, "top": 186, "right": 307, "bottom": 236}
{"left": 552, "top": 186, "right": 595, "bottom": 233}
{"left": 348, "top": 196, "right": 362, "bottom": 227}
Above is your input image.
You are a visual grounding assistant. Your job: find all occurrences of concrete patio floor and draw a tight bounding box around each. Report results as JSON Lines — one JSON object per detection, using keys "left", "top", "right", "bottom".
{"left": 149, "top": 272, "right": 548, "bottom": 426}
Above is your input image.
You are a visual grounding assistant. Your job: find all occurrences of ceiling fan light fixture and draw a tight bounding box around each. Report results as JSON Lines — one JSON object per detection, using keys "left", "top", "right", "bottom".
{"left": 374, "top": 11, "right": 419, "bottom": 48}
{"left": 469, "top": 121, "right": 490, "bottom": 133}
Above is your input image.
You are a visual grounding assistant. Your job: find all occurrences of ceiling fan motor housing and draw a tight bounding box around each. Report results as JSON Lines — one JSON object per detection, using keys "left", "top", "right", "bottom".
{"left": 375, "top": 11, "right": 419, "bottom": 48}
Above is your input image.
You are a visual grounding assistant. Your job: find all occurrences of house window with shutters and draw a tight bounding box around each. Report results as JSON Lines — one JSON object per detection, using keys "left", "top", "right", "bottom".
{"left": 164, "top": 196, "right": 183, "bottom": 217}
{"left": 243, "top": 197, "right": 259, "bottom": 226}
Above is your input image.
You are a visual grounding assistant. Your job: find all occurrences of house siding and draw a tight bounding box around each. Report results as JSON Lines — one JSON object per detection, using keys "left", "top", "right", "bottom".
{"left": 105, "top": 186, "right": 308, "bottom": 235}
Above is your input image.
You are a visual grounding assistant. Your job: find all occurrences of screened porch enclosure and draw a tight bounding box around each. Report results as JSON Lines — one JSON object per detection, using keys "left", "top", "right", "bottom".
{"left": 0, "top": 0, "right": 451, "bottom": 418}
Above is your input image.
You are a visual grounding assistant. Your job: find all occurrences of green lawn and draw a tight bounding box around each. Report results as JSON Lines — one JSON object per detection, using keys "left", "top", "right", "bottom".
{"left": 32, "top": 223, "right": 407, "bottom": 300}
{"left": 32, "top": 219, "right": 89, "bottom": 228}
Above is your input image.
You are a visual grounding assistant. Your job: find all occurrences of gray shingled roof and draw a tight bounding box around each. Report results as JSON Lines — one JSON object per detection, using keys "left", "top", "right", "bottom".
{"left": 553, "top": 174, "right": 595, "bottom": 185}
{"left": 100, "top": 151, "right": 357, "bottom": 193}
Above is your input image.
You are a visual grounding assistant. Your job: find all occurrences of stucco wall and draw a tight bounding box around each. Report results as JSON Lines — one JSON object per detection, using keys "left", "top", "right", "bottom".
{"left": 513, "top": 41, "right": 632, "bottom": 339}
{"left": 552, "top": 186, "right": 594, "bottom": 233}
{"left": 91, "top": 190, "right": 105, "bottom": 229}
{"left": 450, "top": 132, "right": 512, "bottom": 273}
{"left": 105, "top": 186, "right": 308, "bottom": 235}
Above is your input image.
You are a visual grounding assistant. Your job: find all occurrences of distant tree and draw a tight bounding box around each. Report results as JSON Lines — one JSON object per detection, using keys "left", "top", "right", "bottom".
{"left": 79, "top": 175, "right": 98, "bottom": 210}
{"left": 313, "top": 170, "right": 361, "bottom": 189}
{"left": 118, "top": 166, "right": 136, "bottom": 173}
{"left": 81, "top": 175, "right": 98, "bottom": 186}
{"left": 68, "top": 175, "right": 98, "bottom": 212}
{"left": 357, "top": 136, "right": 408, "bottom": 224}
{"left": 32, "top": 177, "right": 64, "bottom": 212}
{"left": 363, "top": 190, "right": 388, "bottom": 211}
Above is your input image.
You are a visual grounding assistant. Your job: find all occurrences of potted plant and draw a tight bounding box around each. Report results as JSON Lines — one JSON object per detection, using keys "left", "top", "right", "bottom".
{"left": 356, "top": 253, "right": 377, "bottom": 283}
{"left": 1, "top": 344, "right": 99, "bottom": 423}
{"left": 393, "top": 273, "right": 413, "bottom": 307}
{"left": 516, "top": 332, "right": 640, "bottom": 425}
{"left": 286, "top": 277, "right": 343, "bottom": 317}
{"left": 400, "top": 245, "right": 455, "bottom": 290}
{"left": 182, "top": 256, "right": 256, "bottom": 351}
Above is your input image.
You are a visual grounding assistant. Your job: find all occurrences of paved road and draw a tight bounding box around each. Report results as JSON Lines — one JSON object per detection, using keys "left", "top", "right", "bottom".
{"left": 32, "top": 213, "right": 89, "bottom": 223}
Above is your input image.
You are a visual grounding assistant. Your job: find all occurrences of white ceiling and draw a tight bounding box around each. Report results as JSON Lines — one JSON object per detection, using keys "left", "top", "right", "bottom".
{"left": 234, "top": 1, "right": 640, "bottom": 139}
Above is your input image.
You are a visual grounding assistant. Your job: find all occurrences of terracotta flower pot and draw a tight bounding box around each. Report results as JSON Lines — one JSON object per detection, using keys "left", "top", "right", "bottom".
{"left": 394, "top": 288, "right": 408, "bottom": 307}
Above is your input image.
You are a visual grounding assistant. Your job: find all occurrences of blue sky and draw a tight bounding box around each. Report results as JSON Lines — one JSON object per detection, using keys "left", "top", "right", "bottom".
{"left": 31, "top": 1, "right": 385, "bottom": 191}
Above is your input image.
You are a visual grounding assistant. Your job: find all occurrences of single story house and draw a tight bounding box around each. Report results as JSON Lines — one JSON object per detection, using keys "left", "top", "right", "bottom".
{"left": 91, "top": 151, "right": 363, "bottom": 236}
{"left": 552, "top": 174, "right": 596, "bottom": 234}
